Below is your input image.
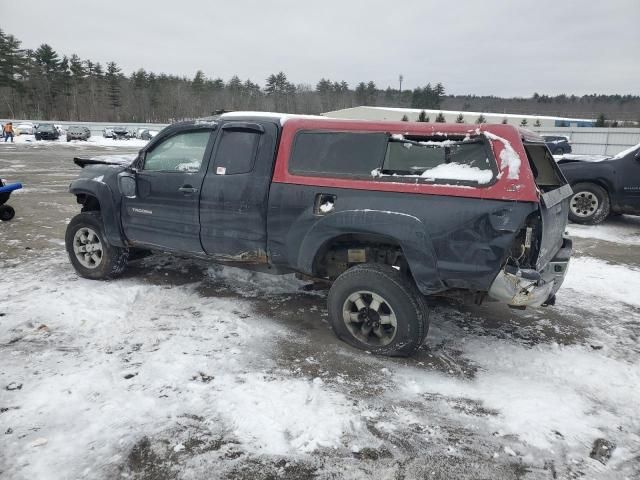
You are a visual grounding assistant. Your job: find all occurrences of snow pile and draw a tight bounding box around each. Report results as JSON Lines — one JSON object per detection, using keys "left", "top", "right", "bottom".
{"left": 483, "top": 131, "right": 521, "bottom": 179}
{"left": 419, "top": 163, "right": 494, "bottom": 183}
{"left": 220, "top": 111, "right": 328, "bottom": 126}
{"left": 371, "top": 163, "right": 493, "bottom": 184}
{"left": 562, "top": 256, "right": 640, "bottom": 307}
{"left": 566, "top": 216, "right": 640, "bottom": 245}
{"left": 213, "top": 375, "right": 361, "bottom": 454}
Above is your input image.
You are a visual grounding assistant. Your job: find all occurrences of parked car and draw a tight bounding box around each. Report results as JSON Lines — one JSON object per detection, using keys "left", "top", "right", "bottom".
{"left": 34, "top": 123, "right": 60, "bottom": 140}
{"left": 103, "top": 127, "right": 115, "bottom": 138}
{"left": 66, "top": 114, "right": 572, "bottom": 356}
{"left": 543, "top": 135, "right": 572, "bottom": 155}
{"left": 15, "top": 123, "right": 35, "bottom": 135}
{"left": 137, "top": 129, "right": 158, "bottom": 141}
{"left": 112, "top": 126, "right": 129, "bottom": 139}
{"left": 558, "top": 143, "right": 640, "bottom": 224}
{"left": 66, "top": 126, "right": 91, "bottom": 142}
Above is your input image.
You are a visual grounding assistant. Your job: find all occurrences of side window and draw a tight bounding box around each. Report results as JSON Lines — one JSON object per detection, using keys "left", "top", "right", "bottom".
{"left": 143, "top": 131, "right": 211, "bottom": 172}
{"left": 289, "top": 131, "right": 388, "bottom": 176}
{"left": 214, "top": 130, "right": 260, "bottom": 175}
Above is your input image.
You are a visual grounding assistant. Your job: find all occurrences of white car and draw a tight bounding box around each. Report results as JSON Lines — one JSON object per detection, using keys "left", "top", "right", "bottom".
{"left": 103, "top": 127, "right": 115, "bottom": 138}
{"left": 15, "top": 123, "right": 35, "bottom": 135}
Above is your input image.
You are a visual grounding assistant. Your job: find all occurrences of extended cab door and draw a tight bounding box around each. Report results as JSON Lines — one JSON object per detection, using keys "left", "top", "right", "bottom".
{"left": 199, "top": 120, "right": 278, "bottom": 261}
{"left": 122, "top": 127, "right": 217, "bottom": 253}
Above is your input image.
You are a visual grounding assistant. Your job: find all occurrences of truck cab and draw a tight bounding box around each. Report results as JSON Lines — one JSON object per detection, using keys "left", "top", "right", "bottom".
{"left": 66, "top": 113, "right": 573, "bottom": 356}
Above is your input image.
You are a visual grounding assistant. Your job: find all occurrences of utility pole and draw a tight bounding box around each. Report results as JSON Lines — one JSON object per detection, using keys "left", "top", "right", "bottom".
{"left": 399, "top": 74, "right": 403, "bottom": 93}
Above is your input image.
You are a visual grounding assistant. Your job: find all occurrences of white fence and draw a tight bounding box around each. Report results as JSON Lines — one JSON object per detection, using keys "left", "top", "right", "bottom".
{"left": 532, "top": 127, "right": 640, "bottom": 156}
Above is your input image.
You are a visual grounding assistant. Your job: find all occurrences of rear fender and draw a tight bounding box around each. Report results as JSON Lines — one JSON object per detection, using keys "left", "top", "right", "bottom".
{"left": 69, "top": 178, "right": 125, "bottom": 247}
{"left": 297, "top": 209, "right": 443, "bottom": 294}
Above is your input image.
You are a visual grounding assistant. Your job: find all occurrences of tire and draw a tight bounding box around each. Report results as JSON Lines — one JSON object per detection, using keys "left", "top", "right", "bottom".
{"left": 0, "top": 205, "right": 15, "bottom": 221}
{"left": 568, "top": 182, "right": 610, "bottom": 225}
{"left": 35, "top": 135, "right": 41, "bottom": 141}
{"left": 327, "top": 264, "right": 429, "bottom": 356}
{"left": 554, "top": 147, "right": 564, "bottom": 155}
{"left": 65, "top": 212, "right": 129, "bottom": 279}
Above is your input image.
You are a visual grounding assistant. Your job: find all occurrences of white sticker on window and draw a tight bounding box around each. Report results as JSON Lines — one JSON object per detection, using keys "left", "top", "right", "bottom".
{"left": 216, "top": 166, "right": 226, "bottom": 175}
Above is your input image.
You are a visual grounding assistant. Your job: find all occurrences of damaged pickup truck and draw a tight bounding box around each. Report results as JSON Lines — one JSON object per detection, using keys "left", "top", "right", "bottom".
{"left": 66, "top": 113, "right": 573, "bottom": 356}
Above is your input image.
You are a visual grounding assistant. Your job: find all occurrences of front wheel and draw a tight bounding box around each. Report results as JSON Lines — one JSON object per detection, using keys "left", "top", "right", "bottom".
{"left": 327, "top": 264, "right": 429, "bottom": 356}
{"left": 0, "top": 205, "right": 15, "bottom": 221}
{"left": 569, "top": 182, "right": 610, "bottom": 225}
{"left": 65, "top": 212, "right": 129, "bottom": 279}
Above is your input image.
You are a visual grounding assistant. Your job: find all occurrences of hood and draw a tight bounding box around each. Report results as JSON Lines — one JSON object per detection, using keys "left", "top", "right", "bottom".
{"left": 73, "top": 154, "right": 137, "bottom": 168}
{"left": 555, "top": 154, "right": 610, "bottom": 164}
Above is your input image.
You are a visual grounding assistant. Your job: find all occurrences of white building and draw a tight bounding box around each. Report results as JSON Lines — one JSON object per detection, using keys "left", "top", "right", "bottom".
{"left": 322, "top": 106, "right": 595, "bottom": 128}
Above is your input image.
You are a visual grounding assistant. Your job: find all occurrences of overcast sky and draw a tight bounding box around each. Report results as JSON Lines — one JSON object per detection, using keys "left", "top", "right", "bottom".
{"left": 5, "top": 0, "right": 639, "bottom": 96}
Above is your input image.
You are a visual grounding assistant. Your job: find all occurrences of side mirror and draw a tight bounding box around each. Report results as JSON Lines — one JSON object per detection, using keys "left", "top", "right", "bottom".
{"left": 118, "top": 171, "right": 137, "bottom": 198}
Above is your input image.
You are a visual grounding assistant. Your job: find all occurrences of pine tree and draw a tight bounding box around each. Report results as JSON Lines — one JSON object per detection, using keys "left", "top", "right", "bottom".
{"left": 520, "top": 118, "right": 528, "bottom": 127}
{"left": 435, "top": 112, "right": 445, "bottom": 123}
{"left": 533, "top": 119, "right": 541, "bottom": 127}
{"left": 502, "top": 118, "right": 508, "bottom": 124}
{"left": 192, "top": 70, "right": 205, "bottom": 93}
{"left": 595, "top": 113, "right": 606, "bottom": 127}
{"left": 105, "top": 61, "right": 122, "bottom": 118}
{"left": 475, "top": 114, "right": 486, "bottom": 124}
{"left": 455, "top": 113, "right": 465, "bottom": 123}
{"left": 417, "top": 110, "right": 428, "bottom": 122}
{"left": 355, "top": 82, "right": 367, "bottom": 105}
{"left": 401, "top": 114, "right": 409, "bottom": 122}
{"left": 366, "top": 81, "right": 377, "bottom": 105}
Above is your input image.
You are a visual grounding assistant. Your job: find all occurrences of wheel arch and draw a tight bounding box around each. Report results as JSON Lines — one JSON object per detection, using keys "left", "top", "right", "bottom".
{"left": 296, "top": 209, "right": 444, "bottom": 295}
{"left": 69, "top": 179, "right": 125, "bottom": 247}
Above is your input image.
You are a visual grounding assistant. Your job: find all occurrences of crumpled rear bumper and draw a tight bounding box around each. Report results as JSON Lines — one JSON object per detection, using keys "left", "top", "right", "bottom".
{"left": 488, "top": 236, "right": 572, "bottom": 307}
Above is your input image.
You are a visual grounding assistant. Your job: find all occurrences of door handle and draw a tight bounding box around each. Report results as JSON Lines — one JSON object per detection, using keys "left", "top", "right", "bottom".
{"left": 178, "top": 185, "right": 198, "bottom": 194}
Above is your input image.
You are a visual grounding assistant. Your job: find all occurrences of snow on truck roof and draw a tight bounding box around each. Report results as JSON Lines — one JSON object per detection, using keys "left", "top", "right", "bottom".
{"left": 216, "top": 112, "right": 543, "bottom": 140}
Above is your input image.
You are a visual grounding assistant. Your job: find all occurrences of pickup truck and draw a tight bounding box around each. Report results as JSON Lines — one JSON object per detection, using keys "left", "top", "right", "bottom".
{"left": 66, "top": 113, "right": 573, "bottom": 356}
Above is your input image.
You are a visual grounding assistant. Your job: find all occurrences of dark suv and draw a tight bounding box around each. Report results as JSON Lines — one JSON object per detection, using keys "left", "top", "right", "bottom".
{"left": 66, "top": 126, "right": 91, "bottom": 142}
{"left": 34, "top": 123, "right": 60, "bottom": 141}
{"left": 65, "top": 113, "right": 573, "bottom": 356}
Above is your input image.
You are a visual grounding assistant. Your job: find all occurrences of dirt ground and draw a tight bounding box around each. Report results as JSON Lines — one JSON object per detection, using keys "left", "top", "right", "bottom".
{"left": 1, "top": 142, "right": 639, "bottom": 480}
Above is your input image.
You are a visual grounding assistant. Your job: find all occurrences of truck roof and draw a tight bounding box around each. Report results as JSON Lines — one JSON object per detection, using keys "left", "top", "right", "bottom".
{"left": 173, "top": 111, "right": 545, "bottom": 145}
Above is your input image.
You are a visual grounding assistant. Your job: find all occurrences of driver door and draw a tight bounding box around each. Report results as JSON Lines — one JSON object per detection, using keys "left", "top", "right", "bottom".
{"left": 122, "top": 128, "right": 216, "bottom": 253}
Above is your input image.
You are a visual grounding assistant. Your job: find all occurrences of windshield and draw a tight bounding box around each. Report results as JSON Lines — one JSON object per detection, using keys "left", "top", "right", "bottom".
{"left": 38, "top": 124, "right": 55, "bottom": 131}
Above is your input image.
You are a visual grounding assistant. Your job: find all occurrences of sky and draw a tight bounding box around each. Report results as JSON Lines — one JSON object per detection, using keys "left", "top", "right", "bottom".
{"left": 4, "top": 0, "right": 639, "bottom": 97}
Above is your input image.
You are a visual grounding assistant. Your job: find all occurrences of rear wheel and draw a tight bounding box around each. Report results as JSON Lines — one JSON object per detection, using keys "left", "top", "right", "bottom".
{"left": 569, "top": 182, "right": 610, "bottom": 225}
{"left": 65, "top": 212, "right": 129, "bottom": 279}
{"left": 327, "top": 264, "right": 428, "bottom": 356}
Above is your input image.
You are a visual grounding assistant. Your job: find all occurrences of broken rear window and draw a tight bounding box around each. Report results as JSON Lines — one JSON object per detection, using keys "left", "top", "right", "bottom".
{"left": 378, "top": 136, "right": 495, "bottom": 184}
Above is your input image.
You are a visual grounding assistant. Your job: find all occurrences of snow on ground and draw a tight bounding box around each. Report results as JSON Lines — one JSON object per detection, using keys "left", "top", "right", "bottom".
{"left": 567, "top": 215, "right": 640, "bottom": 245}
{"left": 2, "top": 246, "right": 639, "bottom": 479}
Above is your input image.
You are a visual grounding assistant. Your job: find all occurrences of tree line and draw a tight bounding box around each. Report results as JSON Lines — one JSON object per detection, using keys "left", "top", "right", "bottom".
{"left": 1, "top": 29, "right": 638, "bottom": 123}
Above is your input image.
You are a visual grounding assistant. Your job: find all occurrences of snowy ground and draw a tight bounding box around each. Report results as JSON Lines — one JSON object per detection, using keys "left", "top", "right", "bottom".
{"left": 1, "top": 143, "right": 639, "bottom": 479}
